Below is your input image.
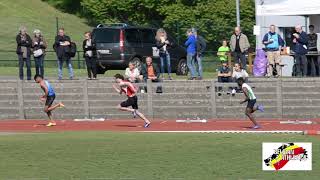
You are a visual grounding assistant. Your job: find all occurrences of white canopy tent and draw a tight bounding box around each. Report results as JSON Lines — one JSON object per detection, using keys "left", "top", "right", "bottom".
{"left": 255, "top": 0, "right": 320, "bottom": 49}
{"left": 256, "top": 0, "right": 320, "bottom": 16}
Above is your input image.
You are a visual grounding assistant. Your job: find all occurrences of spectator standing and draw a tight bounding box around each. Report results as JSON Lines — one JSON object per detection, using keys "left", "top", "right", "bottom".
{"left": 32, "top": 29, "right": 47, "bottom": 77}
{"left": 141, "top": 57, "right": 162, "bottom": 93}
{"left": 230, "top": 27, "right": 250, "bottom": 70}
{"left": 125, "top": 62, "right": 142, "bottom": 83}
{"left": 155, "top": 28, "right": 172, "bottom": 80}
{"left": 83, "top": 31, "right": 97, "bottom": 80}
{"left": 54, "top": 28, "right": 74, "bottom": 80}
{"left": 262, "top": 25, "right": 285, "bottom": 77}
{"left": 217, "top": 40, "right": 230, "bottom": 62}
{"left": 293, "top": 25, "right": 309, "bottom": 77}
{"left": 16, "top": 26, "right": 32, "bottom": 80}
{"left": 193, "top": 28, "right": 206, "bottom": 80}
{"left": 185, "top": 29, "right": 197, "bottom": 80}
{"left": 308, "top": 25, "right": 318, "bottom": 76}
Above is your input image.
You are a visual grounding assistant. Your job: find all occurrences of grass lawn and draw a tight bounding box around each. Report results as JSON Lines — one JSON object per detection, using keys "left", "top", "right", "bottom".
{"left": 0, "top": 132, "right": 318, "bottom": 180}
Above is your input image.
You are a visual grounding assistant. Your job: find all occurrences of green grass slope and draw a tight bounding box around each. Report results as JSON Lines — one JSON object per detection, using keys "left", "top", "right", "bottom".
{"left": 0, "top": 0, "right": 91, "bottom": 51}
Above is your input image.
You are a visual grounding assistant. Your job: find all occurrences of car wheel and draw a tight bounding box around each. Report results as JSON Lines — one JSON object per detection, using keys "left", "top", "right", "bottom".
{"left": 176, "top": 58, "right": 188, "bottom": 76}
{"left": 96, "top": 61, "right": 107, "bottom": 74}
{"left": 131, "top": 57, "right": 142, "bottom": 71}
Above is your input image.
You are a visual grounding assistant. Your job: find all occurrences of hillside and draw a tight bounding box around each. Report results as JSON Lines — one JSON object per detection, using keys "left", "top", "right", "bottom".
{"left": 0, "top": 0, "right": 91, "bottom": 51}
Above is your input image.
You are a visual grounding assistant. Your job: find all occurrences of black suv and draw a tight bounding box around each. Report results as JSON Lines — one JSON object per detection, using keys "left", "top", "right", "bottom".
{"left": 92, "top": 23, "right": 187, "bottom": 75}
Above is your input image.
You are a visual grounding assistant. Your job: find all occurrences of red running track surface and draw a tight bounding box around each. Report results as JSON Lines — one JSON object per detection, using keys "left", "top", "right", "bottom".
{"left": 0, "top": 119, "right": 319, "bottom": 133}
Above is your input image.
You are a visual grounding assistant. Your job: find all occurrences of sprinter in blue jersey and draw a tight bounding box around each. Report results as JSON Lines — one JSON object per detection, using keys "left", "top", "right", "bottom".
{"left": 34, "top": 74, "right": 64, "bottom": 126}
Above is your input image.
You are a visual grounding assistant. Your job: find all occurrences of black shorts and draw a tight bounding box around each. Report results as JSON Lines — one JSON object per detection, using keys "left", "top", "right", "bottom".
{"left": 247, "top": 99, "right": 256, "bottom": 109}
{"left": 45, "top": 95, "right": 55, "bottom": 107}
{"left": 121, "top": 96, "right": 138, "bottom": 109}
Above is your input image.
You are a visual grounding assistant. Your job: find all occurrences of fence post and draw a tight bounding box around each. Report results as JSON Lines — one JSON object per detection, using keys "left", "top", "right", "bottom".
{"left": 210, "top": 80, "right": 217, "bottom": 118}
{"left": 77, "top": 51, "right": 81, "bottom": 69}
{"left": 83, "top": 79, "right": 89, "bottom": 118}
{"left": 17, "top": 80, "right": 25, "bottom": 119}
{"left": 276, "top": 78, "right": 283, "bottom": 119}
{"left": 147, "top": 79, "right": 153, "bottom": 118}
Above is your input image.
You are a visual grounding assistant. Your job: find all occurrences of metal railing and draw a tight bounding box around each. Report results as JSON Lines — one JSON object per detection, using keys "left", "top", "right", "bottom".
{"left": 0, "top": 50, "right": 256, "bottom": 73}
{"left": 0, "top": 50, "right": 86, "bottom": 69}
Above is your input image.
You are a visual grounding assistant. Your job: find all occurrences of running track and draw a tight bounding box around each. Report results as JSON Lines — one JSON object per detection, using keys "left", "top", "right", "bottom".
{"left": 0, "top": 119, "right": 319, "bottom": 133}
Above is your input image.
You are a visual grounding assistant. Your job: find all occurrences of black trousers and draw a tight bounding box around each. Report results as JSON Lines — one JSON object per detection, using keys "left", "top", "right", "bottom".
{"left": 85, "top": 56, "right": 97, "bottom": 78}
{"left": 295, "top": 54, "right": 308, "bottom": 76}
{"left": 217, "top": 76, "right": 231, "bottom": 91}
{"left": 232, "top": 51, "right": 247, "bottom": 70}
{"left": 18, "top": 55, "right": 31, "bottom": 80}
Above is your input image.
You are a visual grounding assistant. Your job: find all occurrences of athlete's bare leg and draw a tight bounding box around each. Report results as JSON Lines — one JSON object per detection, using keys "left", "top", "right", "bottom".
{"left": 117, "top": 105, "right": 151, "bottom": 124}
{"left": 245, "top": 107, "right": 258, "bottom": 126}
{"left": 45, "top": 102, "right": 64, "bottom": 125}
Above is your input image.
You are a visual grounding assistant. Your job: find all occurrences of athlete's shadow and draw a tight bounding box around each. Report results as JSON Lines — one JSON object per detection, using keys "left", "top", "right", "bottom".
{"left": 115, "top": 124, "right": 138, "bottom": 128}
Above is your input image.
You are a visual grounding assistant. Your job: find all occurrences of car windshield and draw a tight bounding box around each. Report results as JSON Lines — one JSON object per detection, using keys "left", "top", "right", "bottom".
{"left": 92, "top": 28, "right": 120, "bottom": 43}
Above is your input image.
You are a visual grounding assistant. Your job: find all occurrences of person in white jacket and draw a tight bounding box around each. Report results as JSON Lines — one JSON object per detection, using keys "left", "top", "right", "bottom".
{"left": 232, "top": 63, "right": 249, "bottom": 82}
{"left": 124, "top": 62, "right": 142, "bottom": 83}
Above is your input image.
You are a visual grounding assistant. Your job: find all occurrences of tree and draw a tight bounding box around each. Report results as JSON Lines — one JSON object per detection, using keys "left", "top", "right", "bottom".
{"left": 46, "top": 0, "right": 256, "bottom": 49}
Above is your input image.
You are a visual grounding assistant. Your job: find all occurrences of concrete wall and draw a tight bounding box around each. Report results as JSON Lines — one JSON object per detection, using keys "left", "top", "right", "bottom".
{"left": 0, "top": 78, "right": 320, "bottom": 120}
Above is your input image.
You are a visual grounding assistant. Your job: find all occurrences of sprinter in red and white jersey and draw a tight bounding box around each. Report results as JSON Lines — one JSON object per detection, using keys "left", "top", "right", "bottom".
{"left": 113, "top": 74, "right": 151, "bottom": 128}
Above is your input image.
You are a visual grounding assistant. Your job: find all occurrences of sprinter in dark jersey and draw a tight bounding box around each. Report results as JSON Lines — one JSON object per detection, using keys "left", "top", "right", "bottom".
{"left": 34, "top": 74, "right": 64, "bottom": 127}
{"left": 112, "top": 74, "right": 151, "bottom": 128}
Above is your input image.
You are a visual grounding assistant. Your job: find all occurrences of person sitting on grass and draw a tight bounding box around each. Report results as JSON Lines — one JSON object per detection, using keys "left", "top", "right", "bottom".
{"left": 34, "top": 74, "right": 64, "bottom": 127}
{"left": 112, "top": 74, "right": 151, "bottom": 128}
{"left": 125, "top": 62, "right": 142, "bottom": 83}
{"left": 217, "top": 61, "right": 232, "bottom": 92}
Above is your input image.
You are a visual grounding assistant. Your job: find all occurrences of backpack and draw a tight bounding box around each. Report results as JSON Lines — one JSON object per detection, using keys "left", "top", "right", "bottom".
{"left": 69, "top": 42, "right": 77, "bottom": 58}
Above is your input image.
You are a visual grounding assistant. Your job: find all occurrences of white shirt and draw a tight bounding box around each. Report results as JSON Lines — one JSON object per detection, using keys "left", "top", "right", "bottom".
{"left": 242, "top": 83, "right": 256, "bottom": 100}
{"left": 125, "top": 68, "right": 140, "bottom": 82}
{"left": 232, "top": 69, "right": 249, "bottom": 79}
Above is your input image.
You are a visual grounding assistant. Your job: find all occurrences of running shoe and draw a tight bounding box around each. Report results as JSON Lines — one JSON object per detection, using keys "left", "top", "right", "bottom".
{"left": 59, "top": 102, "right": 65, "bottom": 108}
{"left": 257, "top": 104, "right": 264, "bottom": 112}
{"left": 46, "top": 122, "right": 57, "bottom": 127}
{"left": 144, "top": 122, "right": 151, "bottom": 128}
{"left": 251, "top": 125, "right": 261, "bottom": 129}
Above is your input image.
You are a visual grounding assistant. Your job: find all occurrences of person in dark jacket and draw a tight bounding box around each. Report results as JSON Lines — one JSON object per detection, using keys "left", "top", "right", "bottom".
{"left": 293, "top": 25, "right": 309, "bottom": 77}
{"left": 185, "top": 29, "right": 197, "bottom": 80}
{"left": 141, "top": 57, "right": 162, "bottom": 93}
{"left": 308, "top": 25, "right": 318, "bottom": 76}
{"left": 54, "top": 28, "right": 74, "bottom": 80}
{"left": 141, "top": 57, "right": 160, "bottom": 82}
{"left": 32, "top": 29, "right": 47, "bottom": 77}
{"left": 82, "top": 31, "right": 96, "bottom": 80}
{"left": 155, "top": 28, "right": 173, "bottom": 80}
{"left": 16, "top": 26, "right": 32, "bottom": 80}
{"left": 193, "top": 28, "right": 206, "bottom": 80}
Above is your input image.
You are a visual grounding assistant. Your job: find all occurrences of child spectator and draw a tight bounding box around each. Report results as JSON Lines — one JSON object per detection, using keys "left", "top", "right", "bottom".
{"left": 217, "top": 40, "right": 230, "bottom": 62}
